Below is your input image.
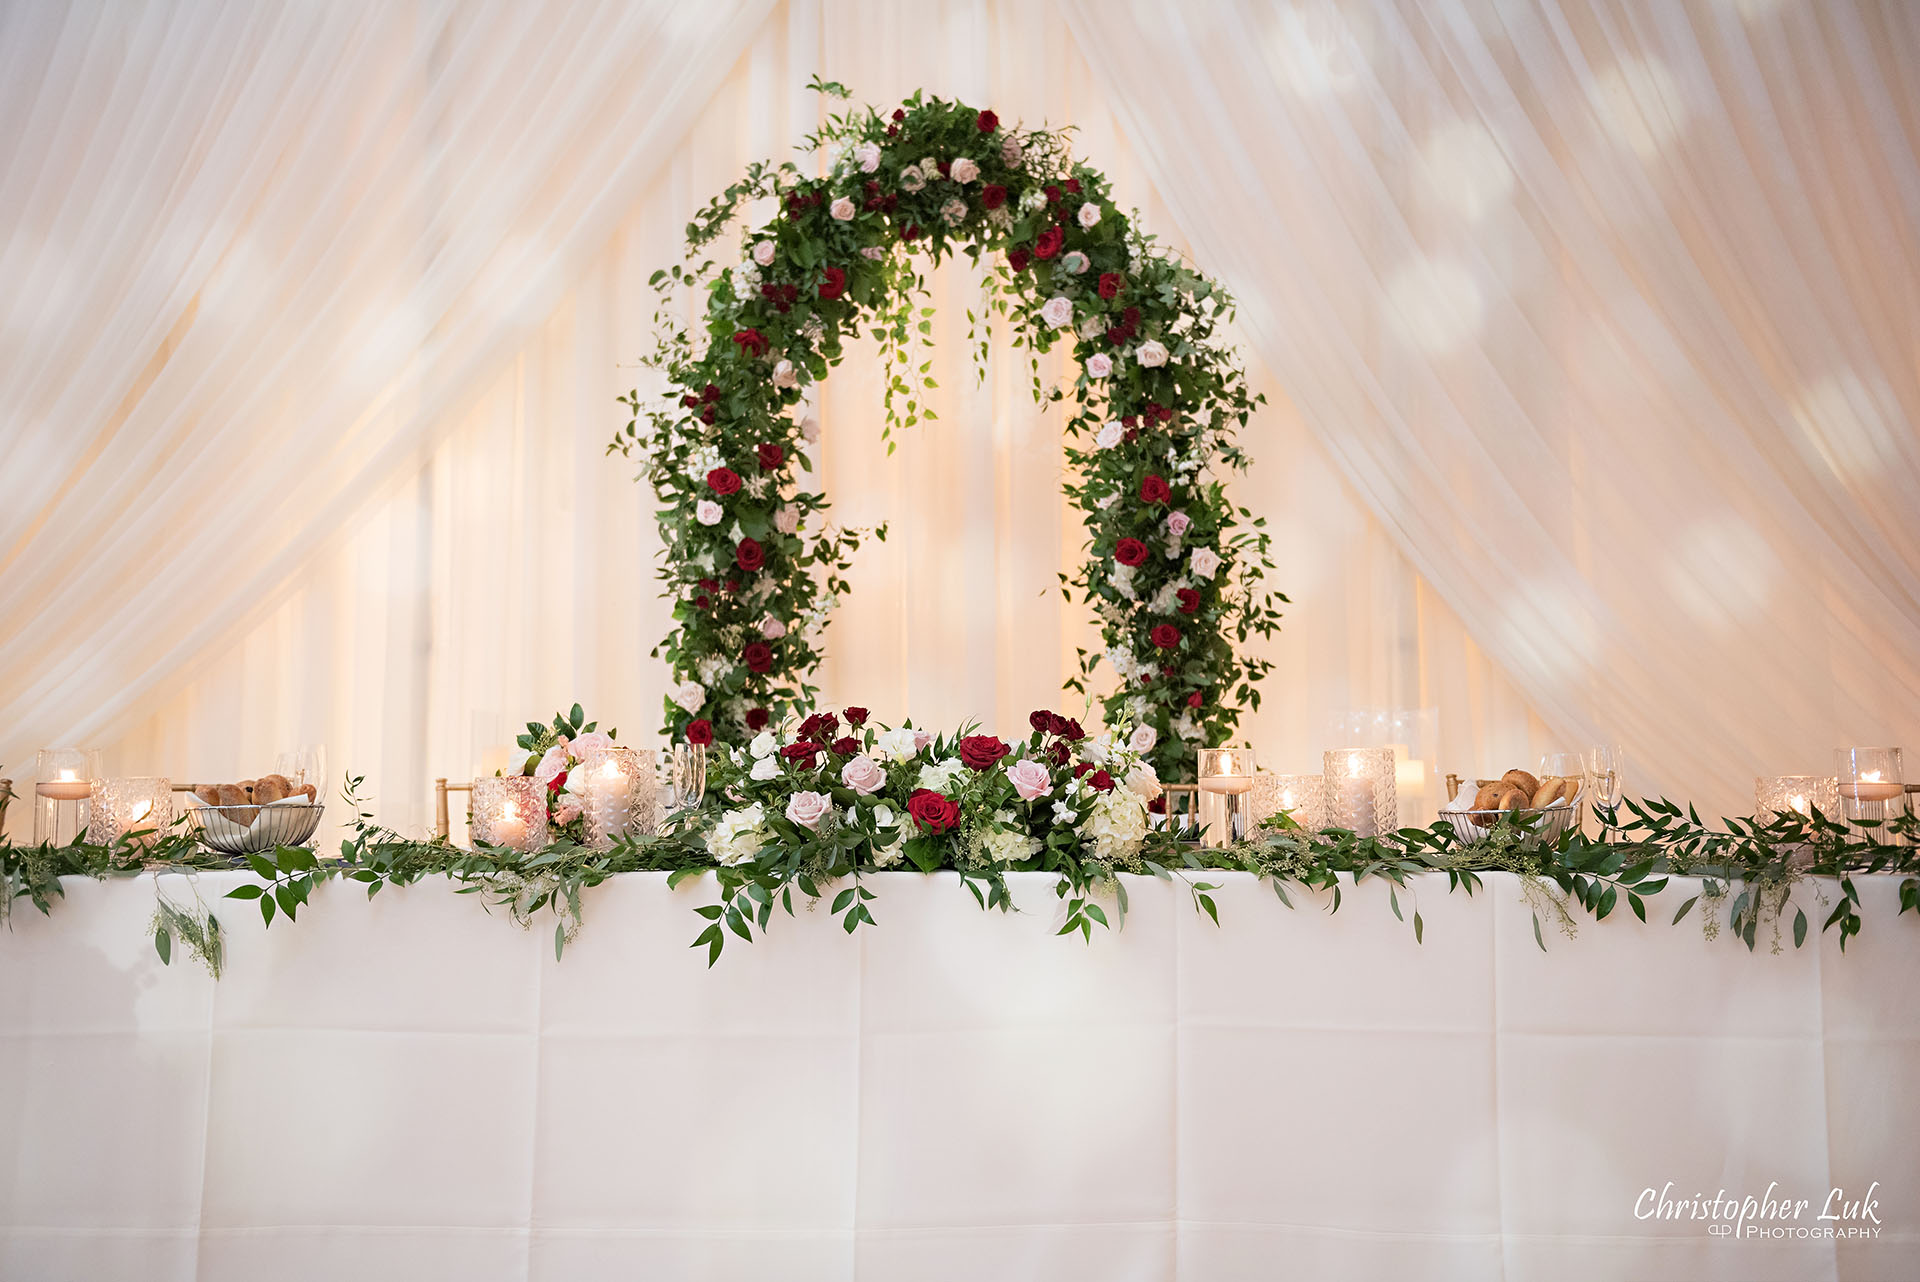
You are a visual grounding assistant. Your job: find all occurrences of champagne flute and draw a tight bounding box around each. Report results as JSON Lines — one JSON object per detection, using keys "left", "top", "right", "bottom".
{"left": 1585, "top": 745, "right": 1625, "bottom": 839}
{"left": 675, "top": 743, "right": 707, "bottom": 811}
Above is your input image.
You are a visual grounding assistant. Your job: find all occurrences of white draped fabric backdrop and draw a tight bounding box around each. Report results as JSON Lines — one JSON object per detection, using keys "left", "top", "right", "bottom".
{"left": 3, "top": 0, "right": 1917, "bottom": 839}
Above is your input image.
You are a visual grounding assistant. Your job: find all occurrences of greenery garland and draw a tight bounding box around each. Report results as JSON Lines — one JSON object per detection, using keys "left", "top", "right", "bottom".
{"left": 5, "top": 760, "right": 1915, "bottom": 977}
{"left": 610, "top": 81, "right": 1284, "bottom": 783}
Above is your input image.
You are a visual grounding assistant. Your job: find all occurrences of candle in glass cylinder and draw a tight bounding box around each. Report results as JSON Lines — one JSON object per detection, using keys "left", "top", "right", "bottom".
{"left": 579, "top": 745, "right": 651, "bottom": 847}
{"left": 1196, "top": 747, "right": 1258, "bottom": 846}
{"left": 1323, "top": 748, "right": 1396, "bottom": 839}
{"left": 471, "top": 775, "right": 546, "bottom": 852}
{"left": 1840, "top": 771, "right": 1903, "bottom": 803}
{"left": 494, "top": 800, "right": 529, "bottom": 850}
{"left": 36, "top": 769, "right": 90, "bottom": 802}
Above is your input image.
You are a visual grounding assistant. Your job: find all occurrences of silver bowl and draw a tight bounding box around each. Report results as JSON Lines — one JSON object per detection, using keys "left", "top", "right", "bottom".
{"left": 188, "top": 801, "right": 325, "bottom": 855}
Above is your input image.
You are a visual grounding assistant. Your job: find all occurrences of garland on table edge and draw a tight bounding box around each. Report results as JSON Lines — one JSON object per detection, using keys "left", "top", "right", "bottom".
{"left": 5, "top": 711, "right": 1917, "bottom": 976}
{"left": 611, "top": 80, "right": 1284, "bottom": 783}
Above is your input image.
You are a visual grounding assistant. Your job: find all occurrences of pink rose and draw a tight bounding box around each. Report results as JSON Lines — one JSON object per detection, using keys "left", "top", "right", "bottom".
{"left": 1086, "top": 353, "right": 1112, "bottom": 379}
{"left": 552, "top": 801, "right": 582, "bottom": 827}
{"left": 534, "top": 742, "right": 571, "bottom": 786}
{"left": 841, "top": 755, "right": 886, "bottom": 795}
{"left": 1005, "top": 759, "right": 1053, "bottom": 801}
{"left": 775, "top": 503, "right": 801, "bottom": 534}
{"left": 950, "top": 156, "right": 980, "bottom": 184}
{"left": 1041, "top": 296, "right": 1073, "bottom": 328}
{"left": 571, "top": 731, "right": 614, "bottom": 757}
{"left": 696, "top": 500, "right": 723, "bottom": 526}
{"left": 785, "top": 790, "right": 834, "bottom": 830}
{"left": 830, "top": 196, "right": 856, "bottom": 221}
{"left": 1095, "top": 422, "right": 1124, "bottom": 450}
{"left": 761, "top": 617, "right": 788, "bottom": 639}
{"left": 912, "top": 729, "right": 936, "bottom": 752}
{"left": 752, "top": 239, "right": 776, "bottom": 267}
{"left": 1166, "top": 510, "right": 1191, "bottom": 537}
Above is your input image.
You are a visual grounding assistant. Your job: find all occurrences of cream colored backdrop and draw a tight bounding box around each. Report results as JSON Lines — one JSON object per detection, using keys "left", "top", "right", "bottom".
{"left": 2, "top": 0, "right": 1544, "bottom": 843}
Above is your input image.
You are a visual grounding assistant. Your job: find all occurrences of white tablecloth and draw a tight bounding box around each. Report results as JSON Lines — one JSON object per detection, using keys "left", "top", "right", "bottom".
{"left": 1, "top": 870, "right": 1914, "bottom": 1281}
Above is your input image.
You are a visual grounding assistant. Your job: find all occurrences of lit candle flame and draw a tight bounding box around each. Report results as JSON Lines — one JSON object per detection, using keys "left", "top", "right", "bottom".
{"left": 1861, "top": 770, "right": 1884, "bottom": 783}
{"left": 1788, "top": 793, "right": 1808, "bottom": 816}
{"left": 126, "top": 799, "right": 153, "bottom": 825}
{"left": 1280, "top": 790, "right": 1296, "bottom": 809}
{"left": 1347, "top": 752, "right": 1363, "bottom": 777}
{"left": 600, "top": 760, "right": 621, "bottom": 779}
{"left": 57, "top": 768, "right": 77, "bottom": 782}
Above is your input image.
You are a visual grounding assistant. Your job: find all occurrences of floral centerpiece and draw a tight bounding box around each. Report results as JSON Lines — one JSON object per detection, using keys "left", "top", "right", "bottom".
{"left": 504, "top": 704, "right": 621, "bottom": 845}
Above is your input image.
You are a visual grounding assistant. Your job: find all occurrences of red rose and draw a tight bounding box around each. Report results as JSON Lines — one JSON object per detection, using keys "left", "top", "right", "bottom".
{"left": 1122, "top": 415, "right": 1138, "bottom": 429}
{"left": 832, "top": 736, "right": 860, "bottom": 756}
{"left": 732, "top": 328, "right": 769, "bottom": 357}
{"left": 706, "top": 467, "right": 742, "bottom": 495}
{"left": 1115, "top": 538, "right": 1149, "bottom": 567}
{"left": 1150, "top": 623, "right": 1182, "bottom": 649}
{"left": 901, "top": 223, "right": 921, "bottom": 241}
{"left": 694, "top": 593, "right": 711, "bottom": 611}
{"left": 1064, "top": 177, "right": 1082, "bottom": 194}
{"left": 1148, "top": 795, "right": 1167, "bottom": 814}
{"left": 1044, "top": 184, "right": 1061, "bottom": 204}
{"left": 685, "top": 719, "right": 714, "bottom": 746}
{"left": 1089, "top": 769, "right": 1115, "bottom": 792}
{"left": 1186, "top": 690, "right": 1204, "bottom": 708}
{"left": 1106, "top": 324, "right": 1132, "bottom": 346}
{"left": 701, "top": 405, "right": 717, "bottom": 424}
{"left": 977, "top": 109, "right": 998, "bottom": 132}
{"left": 908, "top": 788, "right": 961, "bottom": 833}
{"left": 757, "top": 442, "right": 784, "bottom": 471}
{"left": 958, "top": 735, "right": 1010, "bottom": 771}
{"left": 549, "top": 770, "right": 568, "bottom": 794}
{"left": 1007, "top": 247, "right": 1031, "bottom": 272}
{"left": 702, "top": 384, "right": 721, "bottom": 403}
{"left": 1155, "top": 405, "right": 1174, "bottom": 423}
{"left": 1176, "top": 588, "right": 1201, "bottom": 615}
{"left": 1072, "top": 761, "right": 1094, "bottom": 778}
{"left": 1034, "top": 225, "right": 1064, "bottom": 260}
{"left": 1099, "top": 272, "right": 1123, "bottom": 300}
{"left": 845, "top": 706, "right": 869, "bottom": 726}
{"left": 894, "top": 108, "right": 907, "bottom": 122}
{"left": 723, "top": 578, "right": 739, "bottom": 593}
{"left": 781, "top": 741, "right": 821, "bottom": 764}
{"left": 1061, "top": 718, "right": 1086, "bottom": 741}
{"left": 819, "top": 265, "right": 846, "bottom": 301}
{"left": 746, "top": 707, "right": 771, "bottom": 731}
{"left": 981, "top": 184, "right": 1007, "bottom": 210}
{"left": 743, "top": 640, "right": 774, "bottom": 673}
{"left": 798, "top": 711, "right": 839, "bottom": 739}
{"left": 1048, "top": 741, "right": 1071, "bottom": 765}
{"left": 735, "top": 537, "right": 765, "bottom": 572}
{"left": 1139, "top": 474, "right": 1171, "bottom": 504}
{"left": 1029, "top": 710, "right": 1054, "bottom": 733}
{"left": 698, "top": 577, "right": 719, "bottom": 591}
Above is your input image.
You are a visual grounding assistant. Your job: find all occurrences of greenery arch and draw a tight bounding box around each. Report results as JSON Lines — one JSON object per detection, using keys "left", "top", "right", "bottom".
{"left": 614, "top": 82, "right": 1285, "bottom": 781}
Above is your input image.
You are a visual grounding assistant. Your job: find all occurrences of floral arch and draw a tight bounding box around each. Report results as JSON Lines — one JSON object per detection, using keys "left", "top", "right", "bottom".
{"left": 613, "top": 83, "right": 1284, "bottom": 781}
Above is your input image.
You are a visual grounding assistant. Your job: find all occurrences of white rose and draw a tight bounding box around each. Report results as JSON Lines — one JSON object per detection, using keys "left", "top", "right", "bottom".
{"left": 772, "top": 359, "right": 798, "bottom": 389}
{"left": 1125, "top": 761, "right": 1162, "bottom": 801}
{"left": 1129, "top": 723, "right": 1158, "bottom": 753}
{"left": 695, "top": 499, "right": 723, "bottom": 526}
{"left": 872, "top": 727, "right": 921, "bottom": 761}
{"left": 785, "top": 790, "right": 834, "bottom": 831}
{"left": 1041, "top": 296, "right": 1073, "bottom": 328}
{"left": 920, "top": 156, "right": 939, "bottom": 175}
{"left": 854, "top": 141, "right": 881, "bottom": 173}
{"left": 1083, "top": 735, "right": 1112, "bottom": 766}
{"left": 752, "top": 239, "right": 776, "bottom": 267}
{"left": 750, "top": 731, "right": 779, "bottom": 759}
{"left": 916, "top": 759, "right": 963, "bottom": 795}
{"left": 1085, "top": 353, "right": 1112, "bottom": 379}
{"left": 1095, "top": 421, "right": 1124, "bottom": 450}
{"left": 900, "top": 164, "right": 926, "bottom": 193}
{"left": 1190, "top": 547, "right": 1222, "bottom": 579}
{"left": 750, "top": 754, "right": 781, "bottom": 781}
{"left": 670, "top": 679, "right": 706, "bottom": 712}
{"left": 830, "top": 196, "right": 857, "bottom": 221}
{"left": 950, "top": 156, "right": 979, "bottom": 184}
{"left": 775, "top": 503, "right": 801, "bottom": 534}
{"left": 801, "top": 416, "right": 821, "bottom": 443}
{"left": 1136, "top": 339, "right": 1169, "bottom": 368}
{"left": 1077, "top": 201, "right": 1101, "bottom": 229}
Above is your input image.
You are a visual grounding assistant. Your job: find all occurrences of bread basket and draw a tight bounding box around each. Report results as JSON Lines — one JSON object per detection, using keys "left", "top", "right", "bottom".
{"left": 188, "top": 798, "right": 325, "bottom": 855}
{"left": 1440, "top": 774, "right": 1583, "bottom": 844}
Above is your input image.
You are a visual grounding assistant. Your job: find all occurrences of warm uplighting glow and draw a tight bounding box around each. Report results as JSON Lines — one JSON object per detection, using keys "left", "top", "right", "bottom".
{"left": 1589, "top": 55, "right": 1688, "bottom": 160}
{"left": 1385, "top": 256, "right": 1485, "bottom": 355}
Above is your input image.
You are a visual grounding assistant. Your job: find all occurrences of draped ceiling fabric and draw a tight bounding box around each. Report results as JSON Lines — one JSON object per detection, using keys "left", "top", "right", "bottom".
{"left": 2, "top": 0, "right": 1915, "bottom": 833}
{"left": 1064, "top": 0, "right": 1920, "bottom": 816}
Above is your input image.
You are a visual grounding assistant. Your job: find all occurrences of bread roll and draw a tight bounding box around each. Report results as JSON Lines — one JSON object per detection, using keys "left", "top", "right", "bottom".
{"left": 1533, "top": 777, "right": 1575, "bottom": 807}
{"left": 193, "top": 784, "right": 222, "bottom": 807}
{"left": 1494, "top": 784, "right": 1529, "bottom": 811}
{"left": 254, "top": 774, "right": 291, "bottom": 805}
{"left": 297, "top": 783, "right": 317, "bottom": 802}
{"left": 1472, "top": 783, "right": 1506, "bottom": 813}
{"left": 215, "top": 783, "right": 258, "bottom": 826}
{"left": 1501, "top": 769, "right": 1540, "bottom": 798}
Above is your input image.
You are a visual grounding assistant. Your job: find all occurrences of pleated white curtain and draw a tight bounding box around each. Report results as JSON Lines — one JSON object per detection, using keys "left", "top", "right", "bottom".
{"left": 9, "top": 0, "right": 1541, "bottom": 841}
{"left": 1062, "top": 0, "right": 1920, "bottom": 815}
{"left": 0, "top": 0, "right": 773, "bottom": 782}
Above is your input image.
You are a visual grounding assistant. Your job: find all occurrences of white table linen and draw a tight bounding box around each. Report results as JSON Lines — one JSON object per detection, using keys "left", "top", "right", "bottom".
{"left": 2, "top": 870, "right": 1914, "bottom": 1281}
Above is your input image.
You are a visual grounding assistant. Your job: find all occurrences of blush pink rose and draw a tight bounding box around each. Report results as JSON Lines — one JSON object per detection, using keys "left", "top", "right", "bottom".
{"left": 761, "top": 617, "right": 788, "bottom": 639}
{"left": 534, "top": 742, "right": 571, "bottom": 786}
{"left": 1165, "top": 510, "right": 1191, "bottom": 537}
{"left": 775, "top": 503, "right": 801, "bottom": 534}
{"left": 840, "top": 755, "right": 886, "bottom": 795}
{"left": 552, "top": 801, "right": 582, "bottom": 827}
{"left": 571, "top": 731, "right": 614, "bottom": 757}
{"left": 1005, "top": 758, "right": 1053, "bottom": 801}
{"left": 912, "top": 729, "right": 936, "bottom": 752}
{"left": 1086, "top": 353, "right": 1112, "bottom": 379}
{"left": 785, "top": 790, "right": 834, "bottom": 830}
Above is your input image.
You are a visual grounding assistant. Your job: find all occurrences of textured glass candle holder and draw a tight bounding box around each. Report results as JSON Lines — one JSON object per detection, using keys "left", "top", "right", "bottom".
{"left": 1250, "top": 771, "right": 1325, "bottom": 832}
{"left": 1834, "top": 747, "right": 1907, "bottom": 838}
{"left": 1196, "top": 747, "right": 1257, "bottom": 847}
{"left": 579, "top": 745, "right": 654, "bottom": 847}
{"left": 1755, "top": 775, "right": 1841, "bottom": 824}
{"left": 1324, "top": 748, "right": 1397, "bottom": 839}
{"left": 33, "top": 746, "right": 100, "bottom": 845}
{"left": 84, "top": 776, "right": 172, "bottom": 849}
{"left": 471, "top": 775, "right": 547, "bottom": 853}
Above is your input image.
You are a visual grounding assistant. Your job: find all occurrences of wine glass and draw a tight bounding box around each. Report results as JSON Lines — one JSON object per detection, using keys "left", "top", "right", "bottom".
{"left": 273, "top": 746, "right": 327, "bottom": 799}
{"left": 674, "top": 744, "right": 708, "bottom": 811}
{"left": 1585, "top": 744, "right": 1626, "bottom": 837}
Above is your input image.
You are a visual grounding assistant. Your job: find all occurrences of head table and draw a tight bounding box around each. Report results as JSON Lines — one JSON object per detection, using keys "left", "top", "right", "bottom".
{"left": 1, "top": 869, "right": 1912, "bottom": 1281}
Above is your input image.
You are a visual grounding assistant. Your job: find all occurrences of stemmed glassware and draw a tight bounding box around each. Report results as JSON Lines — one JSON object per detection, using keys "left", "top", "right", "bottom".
{"left": 657, "top": 744, "right": 707, "bottom": 822}
{"left": 1585, "top": 745, "right": 1626, "bottom": 839}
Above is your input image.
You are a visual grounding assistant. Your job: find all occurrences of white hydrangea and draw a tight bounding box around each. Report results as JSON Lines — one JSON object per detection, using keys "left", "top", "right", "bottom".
{"left": 684, "top": 444, "right": 723, "bottom": 481}
{"left": 986, "top": 205, "right": 1014, "bottom": 233}
{"left": 1019, "top": 188, "right": 1047, "bottom": 215}
{"left": 1148, "top": 579, "right": 1189, "bottom": 615}
{"left": 731, "top": 260, "right": 762, "bottom": 299}
{"left": 706, "top": 803, "right": 770, "bottom": 865}
{"left": 1081, "top": 788, "right": 1148, "bottom": 862}
{"left": 694, "top": 654, "right": 729, "bottom": 684}
{"left": 979, "top": 822, "right": 1041, "bottom": 865}
{"left": 1078, "top": 314, "right": 1106, "bottom": 341}
{"left": 1105, "top": 645, "right": 1145, "bottom": 681}
{"left": 1172, "top": 711, "right": 1201, "bottom": 741}
{"left": 1108, "top": 561, "right": 1139, "bottom": 601}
